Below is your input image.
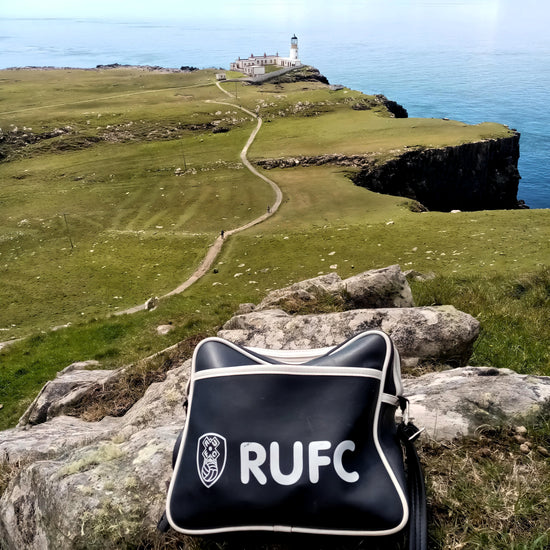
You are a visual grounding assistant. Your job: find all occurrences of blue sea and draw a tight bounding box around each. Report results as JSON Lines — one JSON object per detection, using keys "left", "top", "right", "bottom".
{"left": 1, "top": 0, "right": 550, "bottom": 208}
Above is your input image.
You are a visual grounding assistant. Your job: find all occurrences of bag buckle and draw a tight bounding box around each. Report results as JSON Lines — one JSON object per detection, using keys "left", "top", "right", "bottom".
{"left": 398, "top": 396, "right": 425, "bottom": 441}
{"left": 398, "top": 396, "right": 410, "bottom": 425}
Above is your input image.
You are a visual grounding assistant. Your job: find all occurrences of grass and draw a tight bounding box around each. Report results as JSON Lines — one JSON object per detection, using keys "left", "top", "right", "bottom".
{"left": 250, "top": 110, "right": 514, "bottom": 162}
{"left": 411, "top": 269, "right": 550, "bottom": 373}
{"left": 1, "top": 68, "right": 548, "bottom": 428}
{"left": 0, "top": 66, "right": 549, "bottom": 549}
{"left": 424, "top": 408, "right": 550, "bottom": 550}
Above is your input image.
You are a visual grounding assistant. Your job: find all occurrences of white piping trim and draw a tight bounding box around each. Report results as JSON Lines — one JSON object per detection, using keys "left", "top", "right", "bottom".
{"left": 192, "top": 364, "right": 384, "bottom": 380}
{"left": 170, "top": 523, "right": 407, "bottom": 536}
{"left": 245, "top": 345, "right": 337, "bottom": 364}
{"left": 369, "top": 331, "right": 409, "bottom": 533}
{"left": 381, "top": 393, "right": 400, "bottom": 407}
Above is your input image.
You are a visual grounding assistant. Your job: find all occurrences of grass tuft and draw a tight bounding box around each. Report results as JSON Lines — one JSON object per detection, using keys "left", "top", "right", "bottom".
{"left": 424, "top": 404, "right": 550, "bottom": 549}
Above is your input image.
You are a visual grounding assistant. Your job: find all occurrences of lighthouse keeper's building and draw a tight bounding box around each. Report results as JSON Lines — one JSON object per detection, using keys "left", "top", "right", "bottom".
{"left": 230, "top": 35, "right": 301, "bottom": 76}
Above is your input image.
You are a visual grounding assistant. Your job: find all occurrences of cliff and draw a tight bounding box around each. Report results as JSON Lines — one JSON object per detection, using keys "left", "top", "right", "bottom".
{"left": 351, "top": 133, "right": 522, "bottom": 211}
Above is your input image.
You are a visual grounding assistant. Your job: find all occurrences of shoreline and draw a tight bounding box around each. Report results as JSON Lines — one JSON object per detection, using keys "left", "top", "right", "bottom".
{"left": 1, "top": 63, "right": 202, "bottom": 73}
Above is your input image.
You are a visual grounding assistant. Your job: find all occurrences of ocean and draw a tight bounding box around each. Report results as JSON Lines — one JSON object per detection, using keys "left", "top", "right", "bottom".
{"left": 1, "top": 1, "right": 550, "bottom": 209}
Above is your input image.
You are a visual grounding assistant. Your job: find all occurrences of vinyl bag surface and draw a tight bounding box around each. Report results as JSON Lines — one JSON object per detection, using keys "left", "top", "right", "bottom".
{"left": 162, "top": 330, "right": 426, "bottom": 545}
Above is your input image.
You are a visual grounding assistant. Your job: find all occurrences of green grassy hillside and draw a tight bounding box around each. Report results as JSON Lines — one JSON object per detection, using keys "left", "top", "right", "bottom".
{"left": 0, "top": 66, "right": 547, "bottom": 409}
{"left": 0, "top": 66, "right": 549, "bottom": 550}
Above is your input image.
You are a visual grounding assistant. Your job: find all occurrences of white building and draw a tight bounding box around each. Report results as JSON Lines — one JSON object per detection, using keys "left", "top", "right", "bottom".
{"left": 230, "top": 35, "right": 301, "bottom": 76}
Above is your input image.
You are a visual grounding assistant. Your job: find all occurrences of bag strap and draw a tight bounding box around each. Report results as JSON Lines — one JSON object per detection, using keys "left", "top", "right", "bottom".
{"left": 398, "top": 419, "right": 428, "bottom": 550}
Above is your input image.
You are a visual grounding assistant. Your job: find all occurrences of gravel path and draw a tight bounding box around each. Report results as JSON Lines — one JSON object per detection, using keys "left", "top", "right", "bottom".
{"left": 116, "top": 82, "right": 283, "bottom": 315}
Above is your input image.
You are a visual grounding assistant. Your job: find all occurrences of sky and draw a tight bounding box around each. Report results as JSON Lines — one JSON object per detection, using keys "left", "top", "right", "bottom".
{"left": 0, "top": 0, "right": 538, "bottom": 19}
{"left": 4, "top": 0, "right": 353, "bottom": 19}
{"left": 3, "top": 0, "right": 549, "bottom": 38}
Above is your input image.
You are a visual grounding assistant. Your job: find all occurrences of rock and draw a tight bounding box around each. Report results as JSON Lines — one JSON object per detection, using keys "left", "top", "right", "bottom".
{"left": 2, "top": 415, "right": 120, "bottom": 465}
{"left": 520, "top": 443, "right": 531, "bottom": 454}
{"left": 219, "top": 305, "right": 479, "bottom": 367}
{"left": 256, "top": 153, "right": 373, "bottom": 170}
{"left": 256, "top": 272, "right": 343, "bottom": 311}
{"left": 0, "top": 364, "right": 190, "bottom": 548}
{"left": 351, "top": 134, "right": 521, "bottom": 211}
{"left": 156, "top": 324, "right": 173, "bottom": 335}
{"left": 255, "top": 266, "right": 414, "bottom": 312}
{"left": 236, "top": 303, "right": 256, "bottom": 315}
{"left": 17, "top": 365, "right": 119, "bottom": 427}
{"left": 403, "top": 367, "right": 550, "bottom": 441}
{"left": 374, "top": 94, "right": 408, "bottom": 118}
{"left": 404, "top": 269, "right": 436, "bottom": 282}
{"left": 58, "top": 360, "right": 100, "bottom": 375}
{"left": 344, "top": 265, "right": 414, "bottom": 308}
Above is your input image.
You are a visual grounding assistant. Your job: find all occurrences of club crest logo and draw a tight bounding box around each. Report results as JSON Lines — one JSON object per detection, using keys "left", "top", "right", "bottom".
{"left": 197, "top": 433, "right": 227, "bottom": 488}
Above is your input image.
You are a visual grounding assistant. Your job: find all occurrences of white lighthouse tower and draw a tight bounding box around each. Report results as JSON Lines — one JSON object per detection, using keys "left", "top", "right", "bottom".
{"left": 230, "top": 35, "right": 301, "bottom": 73}
{"left": 289, "top": 34, "right": 299, "bottom": 61}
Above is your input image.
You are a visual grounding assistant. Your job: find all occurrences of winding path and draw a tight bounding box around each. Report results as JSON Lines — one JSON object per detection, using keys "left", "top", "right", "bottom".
{"left": 0, "top": 78, "right": 283, "bottom": 348}
{"left": 116, "top": 81, "right": 283, "bottom": 315}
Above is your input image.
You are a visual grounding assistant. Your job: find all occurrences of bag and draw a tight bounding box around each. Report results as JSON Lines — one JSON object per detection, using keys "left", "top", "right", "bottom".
{"left": 160, "top": 330, "right": 426, "bottom": 548}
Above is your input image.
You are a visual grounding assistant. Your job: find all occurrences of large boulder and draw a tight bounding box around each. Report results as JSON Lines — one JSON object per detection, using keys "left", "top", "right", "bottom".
{"left": 17, "top": 361, "right": 117, "bottom": 427}
{"left": 255, "top": 265, "right": 414, "bottom": 312}
{"left": 403, "top": 367, "right": 550, "bottom": 441}
{"left": 0, "top": 364, "right": 190, "bottom": 549}
{"left": 343, "top": 265, "right": 414, "bottom": 308}
{"left": 219, "top": 305, "right": 479, "bottom": 367}
{"left": 256, "top": 272, "right": 343, "bottom": 311}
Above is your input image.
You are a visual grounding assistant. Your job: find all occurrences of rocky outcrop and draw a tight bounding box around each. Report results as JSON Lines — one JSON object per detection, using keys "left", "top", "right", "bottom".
{"left": 375, "top": 95, "right": 408, "bottom": 118}
{"left": 219, "top": 306, "right": 479, "bottom": 368}
{"left": 404, "top": 367, "right": 550, "bottom": 440}
{"left": 0, "top": 365, "right": 188, "bottom": 548}
{"left": 347, "top": 94, "right": 408, "bottom": 118}
{"left": 254, "top": 265, "right": 414, "bottom": 312}
{"left": 250, "top": 65, "right": 329, "bottom": 85}
{"left": 256, "top": 153, "right": 373, "bottom": 170}
{"left": 16, "top": 360, "right": 112, "bottom": 427}
{"left": 0, "top": 126, "right": 74, "bottom": 161}
{"left": 1, "top": 266, "right": 548, "bottom": 549}
{"left": 351, "top": 134, "right": 522, "bottom": 211}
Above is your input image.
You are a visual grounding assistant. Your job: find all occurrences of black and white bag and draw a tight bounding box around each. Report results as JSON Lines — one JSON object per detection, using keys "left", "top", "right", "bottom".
{"left": 160, "top": 330, "right": 426, "bottom": 548}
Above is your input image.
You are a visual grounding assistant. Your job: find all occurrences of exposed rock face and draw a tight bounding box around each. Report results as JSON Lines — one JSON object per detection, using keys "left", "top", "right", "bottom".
{"left": 344, "top": 265, "right": 414, "bottom": 309}
{"left": 255, "top": 265, "right": 414, "bottom": 312}
{"left": 351, "top": 134, "right": 522, "bottom": 211}
{"left": 1, "top": 265, "right": 548, "bottom": 549}
{"left": 16, "top": 360, "right": 114, "bottom": 427}
{"left": 262, "top": 66, "right": 329, "bottom": 85}
{"left": 219, "top": 306, "right": 478, "bottom": 368}
{"left": 404, "top": 367, "right": 550, "bottom": 440}
{"left": 255, "top": 135, "right": 521, "bottom": 211}
{"left": 0, "top": 365, "right": 189, "bottom": 548}
{"left": 256, "top": 153, "right": 373, "bottom": 170}
{"left": 374, "top": 94, "right": 408, "bottom": 118}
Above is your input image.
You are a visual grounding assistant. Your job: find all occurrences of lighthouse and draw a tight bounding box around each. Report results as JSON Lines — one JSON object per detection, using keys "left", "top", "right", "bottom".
{"left": 290, "top": 34, "right": 298, "bottom": 61}
{"left": 230, "top": 35, "right": 301, "bottom": 74}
